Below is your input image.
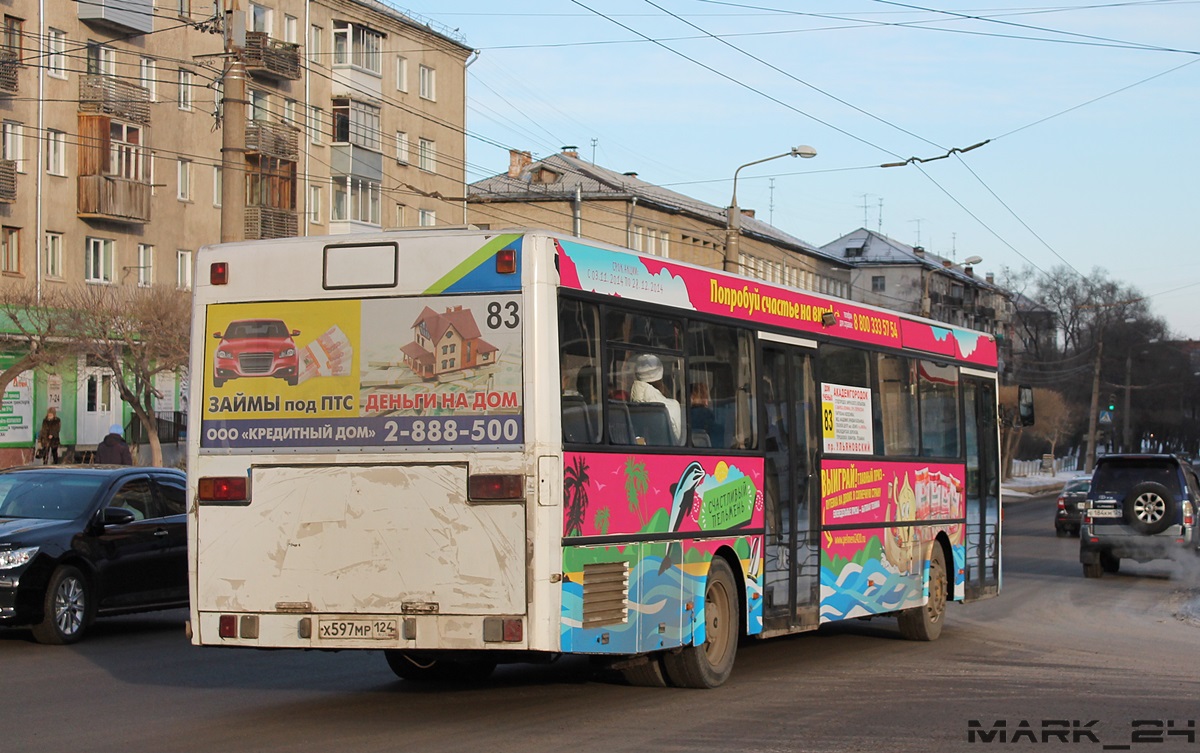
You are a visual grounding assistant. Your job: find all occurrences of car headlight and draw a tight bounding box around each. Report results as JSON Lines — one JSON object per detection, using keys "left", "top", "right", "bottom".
{"left": 0, "top": 546, "right": 39, "bottom": 570}
{"left": 281, "top": 348, "right": 295, "bottom": 357}
{"left": 217, "top": 349, "right": 232, "bottom": 359}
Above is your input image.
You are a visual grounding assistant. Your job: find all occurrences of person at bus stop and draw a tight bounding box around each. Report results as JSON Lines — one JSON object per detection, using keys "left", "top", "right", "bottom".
{"left": 96, "top": 423, "right": 133, "bottom": 465}
{"left": 630, "top": 353, "right": 682, "bottom": 443}
{"left": 38, "top": 408, "right": 62, "bottom": 465}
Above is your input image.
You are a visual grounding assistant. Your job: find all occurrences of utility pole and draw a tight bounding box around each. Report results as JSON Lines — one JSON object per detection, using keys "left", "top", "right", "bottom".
{"left": 1123, "top": 350, "right": 1133, "bottom": 452}
{"left": 220, "top": 2, "right": 246, "bottom": 243}
{"left": 1085, "top": 336, "right": 1104, "bottom": 472}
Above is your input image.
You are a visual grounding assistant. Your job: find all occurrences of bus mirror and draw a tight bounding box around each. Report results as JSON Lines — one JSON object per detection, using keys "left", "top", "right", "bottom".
{"left": 1017, "top": 385, "right": 1035, "bottom": 427}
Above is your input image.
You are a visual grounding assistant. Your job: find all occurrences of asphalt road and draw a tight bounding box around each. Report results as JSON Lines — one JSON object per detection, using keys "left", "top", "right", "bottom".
{"left": 5, "top": 494, "right": 1199, "bottom": 753}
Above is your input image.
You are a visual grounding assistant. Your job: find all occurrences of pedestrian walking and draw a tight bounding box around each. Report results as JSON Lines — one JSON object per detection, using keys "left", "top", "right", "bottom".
{"left": 38, "top": 408, "right": 62, "bottom": 465}
{"left": 95, "top": 423, "right": 133, "bottom": 465}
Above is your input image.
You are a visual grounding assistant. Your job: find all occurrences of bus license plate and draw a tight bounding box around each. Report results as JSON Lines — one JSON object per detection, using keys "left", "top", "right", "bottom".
{"left": 1087, "top": 508, "right": 1121, "bottom": 518}
{"left": 318, "top": 619, "right": 398, "bottom": 640}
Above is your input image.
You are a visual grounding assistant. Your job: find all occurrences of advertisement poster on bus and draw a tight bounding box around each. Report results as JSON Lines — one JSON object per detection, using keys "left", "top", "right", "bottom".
{"left": 555, "top": 237, "right": 997, "bottom": 366}
{"left": 201, "top": 294, "right": 523, "bottom": 451}
{"left": 818, "top": 459, "right": 965, "bottom": 622}
{"left": 820, "top": 382, "right": 874, "bottom": 455}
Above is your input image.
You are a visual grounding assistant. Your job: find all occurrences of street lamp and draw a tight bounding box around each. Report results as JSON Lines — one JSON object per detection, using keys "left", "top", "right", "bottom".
{"left": 921, "top": 254, "right": 982, "bottom": 318}
{"left": 723, "top": 146, "right": 817, "bottom": 274}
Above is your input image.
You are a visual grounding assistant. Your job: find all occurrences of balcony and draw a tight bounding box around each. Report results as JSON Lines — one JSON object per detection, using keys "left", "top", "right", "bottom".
{"left": 244, "top": 32, "right": 301, "bottom": 81}
{"left": 79, "top": 75, "right": 151, "bottom": 125}
{"left": 77, "top": 175, "right": 151, "bottom": 223}
{"left": 246, "top": 119, "right": 299, "bottom": 161}
{"left": 0, "top": 159, "right": 15, "bottom": 203}
{"left": 78, "top": 0, "right": 153, "bottom": 34}
{"left": 0, "top": 49, "right": 18, "bottom": 96}
{"left": 245, "top": 206, "right": 297, "bottom": 240}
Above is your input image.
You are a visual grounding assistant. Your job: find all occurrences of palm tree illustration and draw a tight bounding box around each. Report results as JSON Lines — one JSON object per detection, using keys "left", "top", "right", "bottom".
{"left": 594, "top": 507, "right": 611, "bottom": 536}
{"left": 563, "top": 455, "right": 590, "bottom": 536}
{"left": 624, "top": 456, "right": 649, "bottom": 528}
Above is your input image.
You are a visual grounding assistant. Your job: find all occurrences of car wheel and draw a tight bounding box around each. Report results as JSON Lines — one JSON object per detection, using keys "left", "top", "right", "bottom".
{"left": 662, "top": 557, "right": 739, "bottom": 688}
{"left": 1123, "top": 481, "right": 1177, "bottom": 535}
{"left": 1082, "top": 561, "right": 1103, "bottom": 578}
{"left": 898, "top": 544, "right": 948, "bottom": 641}
{"left": 31, "top": 565, "right": 93, "bottom": 645}
{"left": 285, "top": 376, "right": 298, "bottom": 386}
{"left": 1100, "top": 551, "right": 1120, "bottom": 574}
{"left": 383, "top": 651, "right": 495, "bottom": 683}
{"left": 213, "top": 377, "right": 225, "bottom": 388}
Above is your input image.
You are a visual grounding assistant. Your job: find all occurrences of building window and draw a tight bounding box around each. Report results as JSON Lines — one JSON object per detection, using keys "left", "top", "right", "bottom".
{"left": 178, "top": 69, "right": 193, "bottom": 110}
{"left": 174, "top": 0, "right": 190, "bottom": 19}
{"left": 418, "top": 209, "right": 435, "bottom": 227}
{"left": 246, "top": 155, "right": 295, "bottom": 210}
{"left": 332, "top": 22, "right": 382, "bottom": 75}
{"left": 418, "top": 138, "right": 435, "bottom": 172}
{"left": 3, "top": 16, "right": 23, "bottom": 56}
{"left": 177, "top": 158, "right": 192, "bottom": 201}
{"left": 45, "top": 130, "right": 66, "bottom": 176}
{"left": 331, "top": 177, "right": 380, "bottom": 225}
{"left": 1, "top": 227, "right": 19, "bottom": 273}
{"left": 86, "top": 237, "right": 114, "bottom": 283}
{"left": 140, "top": 58, "right": 156, "bottom": 100}
{"left": 395, "top": 56, "right": 408, "bottom": 91}
{"left": 284, "top": 14, "right": 298, "bottom": 43}
{"left": 872, "top": 275, "right": 885, "bottom": 292}
{"left": 283, "top": 98, "right": 297, "bottom": 128}
{"left": 45, "top": 233, "right": 63, "bottom": 278}
{"left": 332, "top": 98, "right": 381, "bottom": 152}
{"left": 395, "top": 131, "right": 409, "bottom": 164}
{"left": 177, "top": 250, "right": 192, "bottom": 289}
{"left": 249, "top": 89, "right": 269, "bottom": 121}
{"left": 309, "top": 184, "right": 321, "bottom": 224}
{"left": 213, "top": 166, "right": 221, "bottom": 207}
{"left": 108, "top": 122, "right": 145, "bottom": 180}
{"left": 86, "top": 42, "right": 115, "bottom": 76}
{"left": 47, "top": 29, "right": 67, "bottom": 78}
{"left": 419, "top": 65, "right": 436, "bottom": 101}
{"left": 309, "top": 106, "right": 323, "bottom": 144}
{"left": 2, "top": 121, "right": 23, "bottom": 172}
{"left": 393, "top": 203, "right": 404, "bottom": 227}
{"left": 309, "top": 24, "right": 322, "bottom": 64}
{"left": 249, "top": 3, "right": 272, "bottom": 34}
{"left": 137, "top": 243, "right": 154, "bottom": 286}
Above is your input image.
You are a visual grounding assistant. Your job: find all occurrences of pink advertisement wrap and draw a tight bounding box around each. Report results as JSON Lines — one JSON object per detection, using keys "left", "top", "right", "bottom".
{"left": 555, "top": 237, "right": 998, "bottom": 367}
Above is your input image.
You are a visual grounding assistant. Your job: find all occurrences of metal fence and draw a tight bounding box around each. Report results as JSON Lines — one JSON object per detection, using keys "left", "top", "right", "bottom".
{"left": 126, "top": 411, "right": 188, "bottom": 444}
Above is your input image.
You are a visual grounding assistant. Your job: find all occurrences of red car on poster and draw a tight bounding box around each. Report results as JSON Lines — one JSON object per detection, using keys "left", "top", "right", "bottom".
{"left": 212, "top": 319, "right": 301, "bottom": 388}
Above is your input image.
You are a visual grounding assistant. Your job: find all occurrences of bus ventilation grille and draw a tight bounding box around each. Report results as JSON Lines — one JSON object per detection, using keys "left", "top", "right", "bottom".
{"left": 581, "top": 561, "right": 630, "bottom": 628}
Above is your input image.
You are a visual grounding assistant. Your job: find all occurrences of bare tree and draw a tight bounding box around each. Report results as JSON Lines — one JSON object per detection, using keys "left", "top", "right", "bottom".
{"left": 0, "top": 284, "right": 74, "bottom": 414}
{"left": 1025, "top": 388, "right": 1077, "bottom": 462}
{"left": 62, "top": 284, "right": 190, "bottom": 466}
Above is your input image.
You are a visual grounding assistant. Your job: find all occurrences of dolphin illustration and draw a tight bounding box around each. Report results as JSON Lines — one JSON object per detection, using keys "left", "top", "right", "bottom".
{"left": 659, "top": 461, "right": 707, "bottom": 574}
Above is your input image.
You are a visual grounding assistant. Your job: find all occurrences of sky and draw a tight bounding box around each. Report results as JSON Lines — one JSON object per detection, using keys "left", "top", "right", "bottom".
{"left": 402, "top": 1, "right": 1200, "bottom": 337}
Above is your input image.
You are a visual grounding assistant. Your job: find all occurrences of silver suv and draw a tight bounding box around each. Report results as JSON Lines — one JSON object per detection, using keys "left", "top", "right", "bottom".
{"left": 1079, "top": 454, "right": 1199, "bottom": 578}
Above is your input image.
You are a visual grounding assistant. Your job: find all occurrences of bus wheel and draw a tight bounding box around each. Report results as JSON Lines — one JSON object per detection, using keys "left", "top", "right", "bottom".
{"left": 620, "top": 655, "right": 668, "bottom": 687}
{"left": 384, "top": 651, "right": 496, "bottom": 683}
{"left": 663, "top": 558, "right": 738, "bottom": 689}
{"left": 898, "top": 545, "right": 947, "bottom": 641}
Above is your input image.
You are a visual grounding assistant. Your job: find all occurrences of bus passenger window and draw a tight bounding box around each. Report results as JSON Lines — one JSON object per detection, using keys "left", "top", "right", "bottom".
{"left": 685, "top": 322, "right": 753, "bottom": 450}
{"left": 559, "top": 298, "right": 601, "bottom": 444}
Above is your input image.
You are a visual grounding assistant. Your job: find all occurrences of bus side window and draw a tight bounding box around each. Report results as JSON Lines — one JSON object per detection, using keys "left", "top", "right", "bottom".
{"left": 559, "top": 298, "right": 601, "bottom": 444}
{"left": 685, "top": 321, "right": 754, "bottom": 450}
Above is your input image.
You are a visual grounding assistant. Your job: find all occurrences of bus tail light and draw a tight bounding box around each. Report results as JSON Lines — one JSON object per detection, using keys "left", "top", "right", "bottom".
{"left": 199, "top": 476, "right": 247, "bottom": 503}
{"left": 483, "top": 617, "right": 523, "bottom": 643}
{"left": 496, "top": 248, "right": 516, "bottom": 274}
{"left": 218, "top": 614, "right": 237, "bottom": 638}
{"left": 210, "top": 261, "right": 228, "bottom": 285}
{"left": 469, "top": 474, "right": 523, "bottom": 501}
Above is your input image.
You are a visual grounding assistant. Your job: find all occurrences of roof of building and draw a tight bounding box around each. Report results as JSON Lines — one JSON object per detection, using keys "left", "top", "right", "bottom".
{"left": 469, "top": 149, "right": 844, "bottom": 264}
{"left": 821, "top": 228, "right": 1007, "bottom": 294}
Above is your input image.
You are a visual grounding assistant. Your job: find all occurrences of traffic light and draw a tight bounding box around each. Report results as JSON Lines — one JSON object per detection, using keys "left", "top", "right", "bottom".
{"left": 1106, "top": 394, "right": 1116, "bottom": 411}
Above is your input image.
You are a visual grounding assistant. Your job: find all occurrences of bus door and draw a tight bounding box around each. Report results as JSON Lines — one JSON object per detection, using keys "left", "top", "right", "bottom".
{"left": 962, "top": 375, "right": 1000, "bottom": 599}
{"left": 761, "top": 336, "right": 819, "bottom": 631}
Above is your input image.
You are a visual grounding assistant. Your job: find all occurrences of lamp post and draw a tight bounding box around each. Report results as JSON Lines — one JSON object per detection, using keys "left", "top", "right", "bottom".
{"left": 920, "top": 255, "right": 982, "bottom": 318}
{"left": 723, "top": 146, "right": 817, "bottom": 274}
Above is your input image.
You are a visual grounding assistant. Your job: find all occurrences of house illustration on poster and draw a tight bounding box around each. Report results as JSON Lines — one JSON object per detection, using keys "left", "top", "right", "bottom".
{"left": 400, "top": 305, "right": 499, "bottom": 379}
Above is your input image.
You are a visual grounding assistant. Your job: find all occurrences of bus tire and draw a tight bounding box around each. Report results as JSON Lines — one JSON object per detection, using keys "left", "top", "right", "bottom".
{"left": 384, "top": 651, "right": 495, "bottom": 683}
{"left": 662, "top": 557, "right": 738, "bottom": 689}
{"left": 898, "top": 545, "right": 947, "bottom": 642}
{"left": 620, "top": 655, "right": 668, "bottom": 687}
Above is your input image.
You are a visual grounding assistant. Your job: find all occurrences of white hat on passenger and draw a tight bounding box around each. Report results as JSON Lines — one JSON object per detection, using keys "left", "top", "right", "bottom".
{"left": 634, "top": 354, "right": 663, "bottom": 382}
{"left": 109, "top": 424, "right": 123, "bottom": 437}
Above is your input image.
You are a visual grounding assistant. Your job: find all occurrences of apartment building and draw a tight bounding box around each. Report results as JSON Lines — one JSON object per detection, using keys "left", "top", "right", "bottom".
{"left": 468, "top": 148, "right": 853, "bottom": 298}
{"left": 0, "top": 0, "right": 471, "bottom": 461}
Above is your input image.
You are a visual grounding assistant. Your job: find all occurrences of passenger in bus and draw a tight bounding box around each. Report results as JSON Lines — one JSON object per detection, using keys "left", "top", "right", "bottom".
{"left": 688, "top": 383, "right": 722, "bottom": 447}
{"left": 630, "top": 354, "right": 682, "bottom": 442}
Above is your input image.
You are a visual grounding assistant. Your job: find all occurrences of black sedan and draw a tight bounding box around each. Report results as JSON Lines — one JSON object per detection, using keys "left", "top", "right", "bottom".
{"left": 0, "top": 465, "right": 188, "bottom": 644}
{"left": 1054, "top": 475, "right": 1092, "bottom": 537}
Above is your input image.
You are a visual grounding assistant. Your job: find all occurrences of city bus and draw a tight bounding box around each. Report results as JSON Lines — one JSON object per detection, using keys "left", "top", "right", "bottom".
{"left": 187, "top": 228, "right": 1002, "bottom": 688}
